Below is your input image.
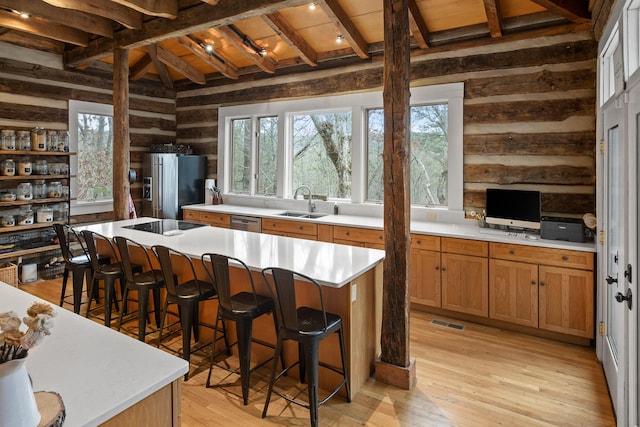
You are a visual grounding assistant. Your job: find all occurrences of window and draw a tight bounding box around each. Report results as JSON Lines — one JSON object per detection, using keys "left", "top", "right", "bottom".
{"left": 367, "top": 103, "right": 449, "bottom": 205}
{"left": 68, "top": 100, "right": 114, "bottom": 215}
{"left": 218, "top": 83, "right": 463, "bottom": 214}
{"left": 292, "top": 111, "right": 352, "bottom": 198}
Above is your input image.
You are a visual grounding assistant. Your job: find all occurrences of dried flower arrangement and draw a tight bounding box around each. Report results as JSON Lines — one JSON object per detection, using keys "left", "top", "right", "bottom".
{"left": 0, "top": 302, "right": 56, "bottom": 364}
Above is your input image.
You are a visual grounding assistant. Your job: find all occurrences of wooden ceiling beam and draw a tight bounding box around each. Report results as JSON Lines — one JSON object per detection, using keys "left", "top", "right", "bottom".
{"left": 147, "top": 44, "right": 173, "bottom": 88}
{"left": 263, "top": 11, "right": 317, "bottom": 66}
{"left": 408, "top": 0, "right": 429, "bottom": 48}
{"left": 64, "top": 0, "right": 310, "bottom": 67}
{"left": 318, "top": 0, "right": 369, "bottom": 59}
{"left": 130, "top": 52, "right": 153, "bottom": 79}
{"left": 156, "top": 43, "right": 206, "bottom": 84}
{"left": 177, "top": 35, "right": 239, "bottom": 79}
{"left": 110, "top": 0, "right": 178, "bottom": 19}
{"left": 40, "top": 0, "right": 143, "bottom": 29}
{"left": 529, "top": 0, "right": 590, "bottom": 23}
{"left": 217, "top": 26, "right": 277, "bottom": 74}
{"left": 483, "top": 0, "right": 503, "bottom": 38}
{"left": 0, "top": 0, "right": 113, "bottom": 38}
{"left": 0, "top": 10, "right": 88, "bottom": 46}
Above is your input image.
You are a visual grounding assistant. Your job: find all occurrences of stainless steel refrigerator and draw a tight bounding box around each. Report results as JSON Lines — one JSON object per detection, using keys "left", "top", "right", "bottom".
{"left": 141, "top": 153, "right": 207, "bottom": 219}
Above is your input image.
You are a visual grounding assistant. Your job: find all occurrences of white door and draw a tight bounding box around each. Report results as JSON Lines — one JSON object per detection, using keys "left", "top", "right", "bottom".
{"left": 601, "top": 96, "right": 627, "bottom": 423}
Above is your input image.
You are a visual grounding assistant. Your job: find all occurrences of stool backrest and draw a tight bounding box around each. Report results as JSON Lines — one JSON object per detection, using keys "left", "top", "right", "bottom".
{"left": 201, "top": 253, "right": 259, "bottom": 312}
{"left": 114, "top": 236, "right": 161, "bottom": 284}
{"left": 262, "top": 267, "right": 328, "bottom": 333}
{"left": 80, "top": 230, "right": 120, "bottom": 272}
{"left": 53, "top": 223, "right": 87, "bottom": 263}
{"left": 153, "top": 245, "right": 207, "bottom": 297}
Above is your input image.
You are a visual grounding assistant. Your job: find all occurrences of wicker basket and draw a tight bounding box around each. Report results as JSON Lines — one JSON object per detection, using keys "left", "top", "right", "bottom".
{"left": 0, "top": 262, "right": 18, "bottom": 287}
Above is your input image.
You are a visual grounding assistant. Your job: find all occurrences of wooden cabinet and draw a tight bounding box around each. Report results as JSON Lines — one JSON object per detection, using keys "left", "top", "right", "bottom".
{"left": 262, "top": 218, "right": 317, "bottom": 240}
{"left": 410, "top": 234, "right": 441, "bottom": 307}
{"left": 489, "top": 259, "right": 538, "bottom": 327}
{"left": 489, "top": 242, "right": 594, "bottom": 338}
{"left": 183, "top": 209, "right": 230, "bottom": 228}
{"left": 333, "top": 226, "right": 384, "bottom": 249}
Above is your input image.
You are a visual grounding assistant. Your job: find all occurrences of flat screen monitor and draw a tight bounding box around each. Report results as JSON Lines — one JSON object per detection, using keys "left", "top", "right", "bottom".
{"left": 485, "top": 189, "right": 541, "bottom": 230}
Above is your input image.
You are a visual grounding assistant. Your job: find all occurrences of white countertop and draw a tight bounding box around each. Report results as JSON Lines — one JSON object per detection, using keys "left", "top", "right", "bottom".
{"left": 76, "top": 218, "right": 385, "bottom": 288}
{"left": 183, "top": 204, "right": 597, "bottom": 253}
{"left": 1, "top": 282, "right": 188, "bottom": 427}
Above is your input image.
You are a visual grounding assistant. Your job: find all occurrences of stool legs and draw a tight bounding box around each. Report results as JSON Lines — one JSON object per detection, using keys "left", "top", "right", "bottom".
{"left": 236, "top": 317, "right": 253, "bottom": 405}
{"left": 304, "top": 340, "right": 320, "bottom": 427}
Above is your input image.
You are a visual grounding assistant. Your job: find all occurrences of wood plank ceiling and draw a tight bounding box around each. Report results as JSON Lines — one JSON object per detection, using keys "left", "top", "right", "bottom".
{"left": 0, "top": 0, "right": 591, "bottom": 88}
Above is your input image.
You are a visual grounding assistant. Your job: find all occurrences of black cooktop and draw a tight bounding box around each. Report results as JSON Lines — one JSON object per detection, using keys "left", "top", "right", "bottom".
{"left": 123, "top": 219, "right": 207, "bottom": 234}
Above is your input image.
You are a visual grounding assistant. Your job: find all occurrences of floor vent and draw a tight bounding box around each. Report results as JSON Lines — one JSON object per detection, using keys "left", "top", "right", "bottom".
{"left": 430, "top": 319, "right": 465, "bottom": 331}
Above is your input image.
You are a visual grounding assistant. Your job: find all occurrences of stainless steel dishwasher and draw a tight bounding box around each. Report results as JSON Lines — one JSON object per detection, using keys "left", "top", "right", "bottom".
{"left": 229, "top": 215, "right": 262, "bottom": 232}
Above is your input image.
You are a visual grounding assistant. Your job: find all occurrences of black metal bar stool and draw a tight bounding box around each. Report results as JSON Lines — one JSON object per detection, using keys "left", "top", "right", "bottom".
{"left": 114, "top": 236, "right": 165, "bottom": 342}
{"left": 81, "top": 230, "right": 138, "bottom": 327}
{"left": 261, "top": 267, "right": 351, "bottom": 427}
{"left": 201, "top": 252, "right": 282, "bottom": 405}
{"left": 153, "top": 245, "right": 227, "bottom": 380}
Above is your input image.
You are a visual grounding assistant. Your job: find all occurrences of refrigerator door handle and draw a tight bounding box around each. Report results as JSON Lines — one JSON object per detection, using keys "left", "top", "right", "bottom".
{"left": 154, "top": 158, "right": 163, "bottom": 218}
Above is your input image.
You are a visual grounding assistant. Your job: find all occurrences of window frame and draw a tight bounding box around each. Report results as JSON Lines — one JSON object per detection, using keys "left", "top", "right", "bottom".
{"left": 217, "top": 82, "right": 463, "bottom": 215}
{"left": 68, "top": 99, "right": 114, "bottom": 215}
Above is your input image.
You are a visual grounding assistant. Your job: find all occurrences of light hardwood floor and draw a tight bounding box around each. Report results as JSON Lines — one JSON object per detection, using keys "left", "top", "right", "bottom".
{"left": 19, "top": 278, "right": 615, "bottom": 426}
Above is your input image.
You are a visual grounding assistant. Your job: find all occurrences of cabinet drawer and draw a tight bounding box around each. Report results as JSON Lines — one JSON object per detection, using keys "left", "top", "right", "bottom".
{"left": 262, "top": 218, "right": 317, "bottom": 236}
{"left": 183, "top": 209, "right": 200, "bottom": 221}
{"left": 200, "top": 212, "right": 230, "bottom": 227}
{"left": 490, "top": 243, "right": 594, "bottom": 270}
{"left": 441, "top": 237, "right": 488, "bottom": 257}
{"left": 333, "top": 226, "right": 383, "bottom": 245}
{"left": 411, "top": 234, "right": 440, "bottom": 251}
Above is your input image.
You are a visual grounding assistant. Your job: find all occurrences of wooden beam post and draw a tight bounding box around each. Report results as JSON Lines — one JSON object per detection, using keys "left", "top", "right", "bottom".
{"left": 113, "top": 47, "right": 130, "bottom": 220}
{"left": 375, "top": 0, "right": 416, "bottom": 390}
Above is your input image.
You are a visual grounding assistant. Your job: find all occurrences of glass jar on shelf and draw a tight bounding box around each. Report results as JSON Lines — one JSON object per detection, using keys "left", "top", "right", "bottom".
{"left": 46, "top": 130, "right": 58, "bottom": 151}
{"left": 31, "top": 127, "right": 46, "bottom": 151}
{"left": 53, "top": 202, "right": 68, "bottom": 221}
{"left": 49, "top": 163, "right": 61, "bottom": 175}
{"left": 1, "top": 214, "right": 15, "bottom": 227}
{"left": 34, "top": 180, "right": 47, "bottom": 199}
{"left": 58, "top": 130, "right": 69, "bottom": 152}
{"left": 16, "top": 183, "right": 33, "bottom": 201}
{"left": 36, "top": 205, "right": 53, "bottom": 223}
{"left": 34, "top": 160, "right": 48, "bottom": 175}
{"left": 47, "top": 181, "right": 62, "bottom": 198}
{"left": 17, "top": 157, "right": 32, "bottom": 176}
{"left": 1, "top": 130, "right": 16, "bottom": 150}
{"left": 0, "top": 189, "right": 16, "bottom": 202}
{"left": 2, "top": 159, "right": 15, "bottom": 176}
{"left": 17, "top": 205, "right": 34, "bottom": 226}
{"left": 16, "top": 130, "right": 31, "bottom": 151}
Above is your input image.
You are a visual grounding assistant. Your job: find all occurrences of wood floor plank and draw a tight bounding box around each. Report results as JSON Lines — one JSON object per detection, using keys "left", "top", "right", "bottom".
{"left": 18, "top": 278, "right": 615, "bottom": 426}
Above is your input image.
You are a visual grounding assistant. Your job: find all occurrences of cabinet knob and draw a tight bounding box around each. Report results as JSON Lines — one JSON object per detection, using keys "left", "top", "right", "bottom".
{"left": 531, "top": 280, "right": 536, "bottom": 285}
{"left": 345, "top": 231, "right": 350, "bottom": 236}
{"left": 562, "top": 255, "right": 568, "bottom": 261}
{"left": 435, "top": 266, "right": 439, "bottom": 270}
{"left": 509, "top": 250, "right": 515, "bottom": 255}
{"left": 540, "top": 281, "right": 545, "bottom": 286}
{"left": 299, "top": 226, "right": 303, "bottom": 230}
{"left": 441, "top": 267, "right": 446, "bottom": 272}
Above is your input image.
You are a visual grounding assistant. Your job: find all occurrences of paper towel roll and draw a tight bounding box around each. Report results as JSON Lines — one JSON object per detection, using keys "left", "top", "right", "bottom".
{"left": 204, "top": 179, "right": 216, "bottom": 204}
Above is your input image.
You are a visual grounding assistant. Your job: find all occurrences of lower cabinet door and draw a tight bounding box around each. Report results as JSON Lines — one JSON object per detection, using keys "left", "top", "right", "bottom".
{"left": 441, "top": 253, "right": 489, "bottom": 317}
{"left": 489, "top": 259, "right": 538, "bottom": 327}
{"left": 410, "top": 249, "right": 441, "bottom": 307}
{"left": 539, "top": 265, "right": 595, "bottom": 338}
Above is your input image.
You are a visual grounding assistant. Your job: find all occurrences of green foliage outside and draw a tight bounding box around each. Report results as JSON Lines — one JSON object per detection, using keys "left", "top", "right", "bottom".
{"left": 77, "top": 113, "right": 113, "bottom": 201}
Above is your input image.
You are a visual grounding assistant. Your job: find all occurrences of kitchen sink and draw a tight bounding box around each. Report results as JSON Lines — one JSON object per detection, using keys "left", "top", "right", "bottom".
{"left": 276, "top": 211, "right": 328, "bottom": 219}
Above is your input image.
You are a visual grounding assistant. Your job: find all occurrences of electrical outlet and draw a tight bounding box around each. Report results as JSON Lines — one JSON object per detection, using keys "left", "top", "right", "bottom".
{"left": 351, "top": 283, "right": 357, "bottom": 302}
{"left": 426, "top": 212, "right": 437, "bottom": 221}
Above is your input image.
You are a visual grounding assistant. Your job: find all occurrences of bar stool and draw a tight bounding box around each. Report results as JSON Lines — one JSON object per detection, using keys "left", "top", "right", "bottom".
{"left": 81, "top": 230, "right": 138, "bottom": 327}
{"left": 261, "top": 267, "right": 350, "bottom": 427}
{"left": 114, "top": 236, "right": 165, "bottom": 342}
{"left": 54, "top": 224, "right": 96, "bottom": 314}
{"left": 153, "top": 245, "right": 226, "bottom": 380}
{"left": 201, "top": 252, "right": 282, "bottom": 405}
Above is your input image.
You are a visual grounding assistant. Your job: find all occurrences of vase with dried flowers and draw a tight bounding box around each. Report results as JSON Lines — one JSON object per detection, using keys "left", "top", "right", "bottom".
{"left": 0, "top": 302, "right": 56, "bottom": 427}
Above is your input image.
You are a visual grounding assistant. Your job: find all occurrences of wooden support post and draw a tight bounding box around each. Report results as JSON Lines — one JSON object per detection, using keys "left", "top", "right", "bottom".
{"left": 113, "top": 47, "right": 130, "bottom": 220}
{"left": 376, "top": 0, "right": 416, "bottom": 390}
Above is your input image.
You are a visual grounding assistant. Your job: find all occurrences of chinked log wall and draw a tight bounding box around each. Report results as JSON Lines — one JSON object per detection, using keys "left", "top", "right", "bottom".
{"left": 176, "top": 30, "right": 596, "bottom": 217}
{"left": 0, "top": 49, "right": 176, "bottom": 221}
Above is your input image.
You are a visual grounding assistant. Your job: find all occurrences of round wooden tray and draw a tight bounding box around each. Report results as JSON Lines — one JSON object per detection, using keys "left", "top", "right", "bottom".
{"left": 35, "top": 391, "right": 65, "bottom": 427}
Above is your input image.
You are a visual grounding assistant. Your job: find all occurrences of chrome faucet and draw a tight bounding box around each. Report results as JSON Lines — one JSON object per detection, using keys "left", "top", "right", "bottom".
{"left": 293, "top": 185, "right": 315, "bottom": 212}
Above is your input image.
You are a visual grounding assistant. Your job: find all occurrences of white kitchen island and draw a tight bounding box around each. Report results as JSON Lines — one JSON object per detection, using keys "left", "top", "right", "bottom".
{"left": 0, "top": 281, "right": 189, "bottom": 427}
{"left": 76, "top": 217, "right": 385, "bottom": 397}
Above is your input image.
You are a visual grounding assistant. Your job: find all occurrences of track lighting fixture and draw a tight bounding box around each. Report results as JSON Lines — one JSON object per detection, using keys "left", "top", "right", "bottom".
{"left": 336, "top": 34, "right": 344, "bottom": 43}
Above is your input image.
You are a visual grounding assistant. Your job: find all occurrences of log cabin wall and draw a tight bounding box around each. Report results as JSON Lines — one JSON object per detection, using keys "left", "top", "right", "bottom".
{"left": 176, "top": 30, "right": 597, "bottom": 218}
{"left": 0, "top": 48, "right": 176, "bottom": 222}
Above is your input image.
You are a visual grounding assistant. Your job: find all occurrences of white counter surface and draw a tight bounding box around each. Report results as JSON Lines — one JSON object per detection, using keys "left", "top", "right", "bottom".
{"left": 76, "top": 218, "right": 385, "bottom": 288}
{"left": 0, "top": 282, "right": 188, "bottom": 427}
{"left": 183, "top": 204, "right": 597, "bottom": 253}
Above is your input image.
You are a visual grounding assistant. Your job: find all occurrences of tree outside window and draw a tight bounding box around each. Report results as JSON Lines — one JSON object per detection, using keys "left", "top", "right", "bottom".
{"left": 292, "top": 112, "right": 352, "bottom": 199}
{"left": 257, "top": 116, "right": 278, "bottom": 196}
{"left": 367, "top": 103, "right": 448, "bottom": 206}
{"left": 231, "top": 118, "right": 251, "bottom": 194}
{"left": 77, "top": 113, "right": 113, "bottom": 201}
